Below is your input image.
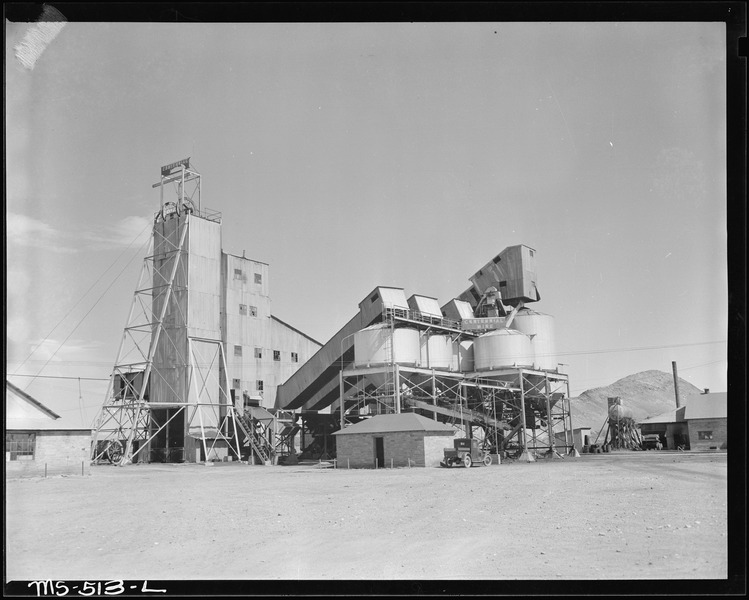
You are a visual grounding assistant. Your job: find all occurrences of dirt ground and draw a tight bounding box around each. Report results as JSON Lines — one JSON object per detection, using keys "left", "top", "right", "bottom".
{"left": 5, "top": 451, "right": 729, "bottom": 588}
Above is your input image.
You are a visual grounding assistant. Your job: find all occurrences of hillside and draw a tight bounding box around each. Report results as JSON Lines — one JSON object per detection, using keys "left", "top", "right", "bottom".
{"left": 568, "top": 370, "right": 704, "bottom": 431}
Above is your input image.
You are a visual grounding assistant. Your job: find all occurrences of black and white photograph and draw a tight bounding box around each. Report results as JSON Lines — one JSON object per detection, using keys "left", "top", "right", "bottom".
{"left": 4, "top": 3, "right": 744, "bottom": 595}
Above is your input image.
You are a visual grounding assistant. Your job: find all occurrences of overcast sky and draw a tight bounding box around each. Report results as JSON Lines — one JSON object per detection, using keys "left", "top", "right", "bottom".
{"left": 5, "top": 20, "right": 728, "bottom": 427}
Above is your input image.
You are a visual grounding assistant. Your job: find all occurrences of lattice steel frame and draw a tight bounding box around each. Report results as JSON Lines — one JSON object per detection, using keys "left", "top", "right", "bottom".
{"left": 337, "top": 330, "right": 574, "bottom": 460}
{"left": 91, "top": 165, "right": 242, "bottom": 465}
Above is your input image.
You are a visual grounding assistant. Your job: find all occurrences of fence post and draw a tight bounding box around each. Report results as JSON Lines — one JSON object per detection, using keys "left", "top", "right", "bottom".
{"left": 391, "top": 458, "right": 393, "bottom": 469}
{"left": 347, "top": 458, "right": 350, "bottom": 469}
{"left": 81, "top": 461, "right": 84, "bottom": 476}
{"left": 45, "top": 463, "right": 47, "bottom": 478}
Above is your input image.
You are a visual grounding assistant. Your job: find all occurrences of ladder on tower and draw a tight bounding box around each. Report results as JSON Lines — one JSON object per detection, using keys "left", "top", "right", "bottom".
{"left": 234, "top": 409, "right": 272, "bottom": 464}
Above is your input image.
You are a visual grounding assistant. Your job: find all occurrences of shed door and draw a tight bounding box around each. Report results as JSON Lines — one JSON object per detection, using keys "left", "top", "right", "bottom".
{"left": 374, "top": 437, "right": 384, "bottom": 469}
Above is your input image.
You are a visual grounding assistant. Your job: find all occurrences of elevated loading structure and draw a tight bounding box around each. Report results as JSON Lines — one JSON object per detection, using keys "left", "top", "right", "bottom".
{"left": 276, "top": 245, "right": 575, "bottom": 461}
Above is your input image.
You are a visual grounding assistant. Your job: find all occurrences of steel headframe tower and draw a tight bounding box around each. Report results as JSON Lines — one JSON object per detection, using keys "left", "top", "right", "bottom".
{"left": 91, "top": 159, "right": 241, "bottom": 465}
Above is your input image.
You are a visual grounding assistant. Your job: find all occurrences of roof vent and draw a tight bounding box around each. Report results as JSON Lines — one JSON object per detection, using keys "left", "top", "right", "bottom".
{"left": 702, "top": 388, "right": 710, "bottom": 395}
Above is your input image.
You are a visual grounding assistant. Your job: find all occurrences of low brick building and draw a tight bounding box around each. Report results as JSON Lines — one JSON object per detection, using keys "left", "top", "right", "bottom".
{"left": 638, "top": 391, "right": 726, "bottom": 451}
{"left": 333, "top": 413, "right": 459, "bottom": 468}
{"left": 6, "top": 381, "right": 92, "bottom": 478}
{"left": 685, "top": 392, "right": 727, "bottom": 451}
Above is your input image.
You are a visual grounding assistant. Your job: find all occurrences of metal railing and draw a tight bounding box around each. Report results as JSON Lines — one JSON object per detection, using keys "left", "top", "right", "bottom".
{"left": 383, "top": 305, "right": 461, "bottom": 331}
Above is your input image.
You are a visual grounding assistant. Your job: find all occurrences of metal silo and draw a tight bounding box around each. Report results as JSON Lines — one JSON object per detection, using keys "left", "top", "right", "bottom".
{"left": 511, "top": 309, "right": 557, "bottom": 370}
{"left": 353, "top": 324, "right": 420, "bottom": 368}
{"left": 419, "top": 334, "right": 454, "bottom": 371}
{"left": 473, "top": 329, "right": 534, "bottom": 371}
{"left": 454, "top": 339, "right": 474, "bottom": 372}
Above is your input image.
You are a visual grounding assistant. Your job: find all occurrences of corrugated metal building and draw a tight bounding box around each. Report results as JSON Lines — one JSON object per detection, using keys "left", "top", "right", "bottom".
{"left": 333, "top": 413, "right": 459, "bottom": 468}
{"left": 6, "top": 381, "right": 92, "bottom": 478}
{"left": 222, "top": 252, "right": 322, "bottom": 409}
{"left": 147, "top": 218, "right": 322, "bottom": 462}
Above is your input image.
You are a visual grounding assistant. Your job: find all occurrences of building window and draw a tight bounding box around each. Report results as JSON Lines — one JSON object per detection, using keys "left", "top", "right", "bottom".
{"left": 249, "top": 306, "right": 258, "bottom": 317}
{"left": 232, "top": 378, "right": 241, "bottom": 389}
{"left": 370, "top": 292, "right": 379, "bottom": 303}
{"left": 254, "top": 273, "right": 262, "bottom": 284}
{"left": 239, "top": 304, "right": 247, "bottom": 315}
{"left": 254, "top": 347, "right": 262, "bottom": 359}
{"left": 698, "top": 431, "right": 713, "bottom": 440}
{"left": 256, "top": 380, "right": 264, "bottom": 391}
{"left": 273, "top": 350, "right": 281, "bottom": 361}
{"left": 233, "top": 268, "right": 244, "bottom": 281}
{"left": 234, "top": 345, "right": 242, "bottom": 357}
{"left": 529, "top": 249, "right": 534, "bottom": 257}
{"left": 499, "top": 281, "right": 507, "bottom": 288}
{"left": 6, "top": 433, "right": 35, "bottom": 461}
{"left": 291, "top": 352, "right": 299, "bottom": 363}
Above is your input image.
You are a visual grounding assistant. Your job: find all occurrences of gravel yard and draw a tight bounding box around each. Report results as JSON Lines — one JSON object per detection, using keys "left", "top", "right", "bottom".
{"left": 5, "top": 451, "right": 732, "bottom": 593}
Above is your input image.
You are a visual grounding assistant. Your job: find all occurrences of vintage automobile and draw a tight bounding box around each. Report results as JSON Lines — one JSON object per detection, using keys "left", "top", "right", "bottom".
{"left": 440, "top": 438, "right": 492, "bottom": 468}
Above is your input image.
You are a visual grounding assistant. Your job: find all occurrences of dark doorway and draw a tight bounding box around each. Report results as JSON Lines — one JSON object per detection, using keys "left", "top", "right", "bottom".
{"left": 374, "top": 437, "right": 384, "bottom": 468}
{"left": 150, "top": 408, "right": 185, "bottom": 462}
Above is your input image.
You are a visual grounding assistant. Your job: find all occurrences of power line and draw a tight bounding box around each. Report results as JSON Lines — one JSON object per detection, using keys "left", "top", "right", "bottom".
{"left": 20, "top": 234, "right": 151, "bottom": 392}
{"left": 8, "top": 374, "right": 110, "bottom": 381}
{"left": 556, "top": 339, "right": 726, "bottom": 358}
{"left": 10, "top": 219, "right": 152, "bottom": 378}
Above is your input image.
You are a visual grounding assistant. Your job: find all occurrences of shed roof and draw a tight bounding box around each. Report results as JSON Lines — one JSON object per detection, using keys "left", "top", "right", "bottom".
{"left": 684, "top": 392, "right": 727, "bottom": 420}
{"left": 638, "top": 405, "right": 687, "bottom": 425}
{"left": 333, "top": 413, "right": 457, "bottom": 435}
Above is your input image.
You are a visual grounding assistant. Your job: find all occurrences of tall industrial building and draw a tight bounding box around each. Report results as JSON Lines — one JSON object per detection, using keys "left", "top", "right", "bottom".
{"left": 91, "top": 160, "right": 321, "bottom": 464}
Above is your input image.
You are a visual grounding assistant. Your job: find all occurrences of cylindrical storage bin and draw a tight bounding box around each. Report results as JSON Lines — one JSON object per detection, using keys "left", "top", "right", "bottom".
{"left": 454, "top": 340, "right": 474, "bottom": 372}
{"left": 473, "top": 329, "right": 534, "bottom": 371}
{"left": 353, "top": 324, "right": 420, "bottom": 368}
{"left": 511, "top": 309, "right": 557, "bottom": 370}
{"left": 420, "top": 334, "right": 454, "bottom": 371}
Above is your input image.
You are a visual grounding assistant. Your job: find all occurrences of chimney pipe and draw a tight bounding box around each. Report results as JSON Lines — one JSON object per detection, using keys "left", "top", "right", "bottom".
{"left": 672, "top": 361, "right": 681, "bottom": 408}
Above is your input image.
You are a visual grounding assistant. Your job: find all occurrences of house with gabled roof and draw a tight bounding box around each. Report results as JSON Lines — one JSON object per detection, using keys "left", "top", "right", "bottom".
{"left": 6, "top": 381, "right": 92, "bottom": 477}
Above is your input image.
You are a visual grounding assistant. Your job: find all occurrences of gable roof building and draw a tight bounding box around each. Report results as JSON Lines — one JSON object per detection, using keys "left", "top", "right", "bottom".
{"left": 6, "top": 381, "right": 92, "bottom": 478}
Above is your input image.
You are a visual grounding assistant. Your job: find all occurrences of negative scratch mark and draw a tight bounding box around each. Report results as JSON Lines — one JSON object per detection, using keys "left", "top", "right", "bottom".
{"left": 546, "top": 77, "right": 577, "bottom": 154}
{"left": 14, "top": 5, "right": 67, "bottom": 70}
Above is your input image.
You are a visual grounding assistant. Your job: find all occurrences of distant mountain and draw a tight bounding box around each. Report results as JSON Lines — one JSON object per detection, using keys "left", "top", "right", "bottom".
{"left": 569, "top": 370, "right": 704, "bottom": 431}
